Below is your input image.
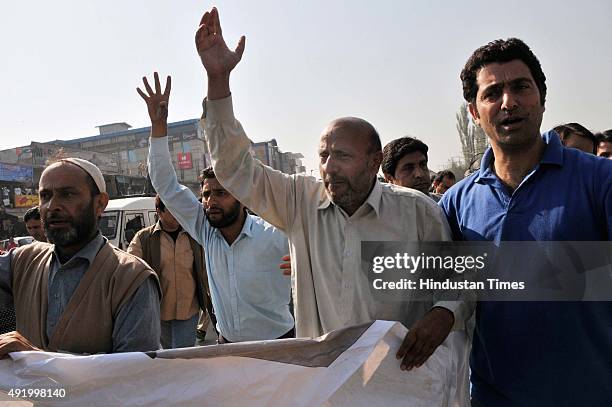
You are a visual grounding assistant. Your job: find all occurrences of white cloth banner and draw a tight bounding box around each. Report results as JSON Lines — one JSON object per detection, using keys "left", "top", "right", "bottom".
{"left": 0, "top": 320, "right": 469, "bottom": 406}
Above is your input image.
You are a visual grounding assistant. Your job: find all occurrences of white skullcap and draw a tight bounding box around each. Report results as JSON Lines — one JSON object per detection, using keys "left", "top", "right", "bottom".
{"left": 60, "top": 157, "right": 107, "bottom": 194}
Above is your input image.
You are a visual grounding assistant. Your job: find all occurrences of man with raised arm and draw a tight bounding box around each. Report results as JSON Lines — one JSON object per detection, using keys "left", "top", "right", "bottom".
{"left": 141, "top": 73, "right": 294, "bottom": 343}
{"left": 193, "top": 7, "right": 473, "bottom": 373}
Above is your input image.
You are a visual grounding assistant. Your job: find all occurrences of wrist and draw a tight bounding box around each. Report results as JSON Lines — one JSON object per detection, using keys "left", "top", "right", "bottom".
{"left": 207, "top": 73, "right": 231, "bottom": 100}
{"left": 431, "top": 306, "right": 455, "bottom": 325}
{"left": 150, "top": 122, "right": 167, "bottom": 138}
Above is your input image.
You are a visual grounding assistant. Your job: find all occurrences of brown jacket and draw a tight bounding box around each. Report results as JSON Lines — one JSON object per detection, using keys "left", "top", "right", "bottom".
{"left": 11, "top": 241, "right": 157, "bottom": 354}
{"left": 128, "top": 223, "right": 213, "bottom": 321}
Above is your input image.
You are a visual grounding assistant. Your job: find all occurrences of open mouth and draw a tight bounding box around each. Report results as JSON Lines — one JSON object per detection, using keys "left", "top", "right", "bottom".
{"left": 499, "top": 117, "right": 524, "bottom": 130}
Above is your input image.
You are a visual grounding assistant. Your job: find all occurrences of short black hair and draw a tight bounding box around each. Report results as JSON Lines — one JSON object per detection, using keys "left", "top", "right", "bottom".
{"left": 434, "top": 170, "right": 456, "bottom": 183}
{"left": 154, "top": 194, "right": 166, "bottom": 212}
{"left": 199, "top": 166, "right": 216, "bottom": 189}
{"left": 381, "top": 137, "right": 429, "bottom": 177}
{"left": 553, "top": 123, "right": 597, "bottom": 153}
{"left": 24, "top": 206, "right": 41, "bottom": 222}
{"left": 595, "top": 129, "right": 612, "bottom": 143}
{"left": 461, "top": 38, "right": 547, "bottom": 106}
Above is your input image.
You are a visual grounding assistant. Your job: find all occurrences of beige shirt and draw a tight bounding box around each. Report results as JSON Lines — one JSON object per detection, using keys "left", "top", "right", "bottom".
{"left": 203, "top": 96, "right": 473, "bottom": 338}
{"left": 128, "top": 224, "right": 199, "bottom": 321}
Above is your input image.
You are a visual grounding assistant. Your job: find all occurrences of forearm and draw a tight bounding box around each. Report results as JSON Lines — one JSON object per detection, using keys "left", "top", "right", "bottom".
{"left": 204, "top": 96, "right": 295, "bottom": 231}
{"left": 148, "top": 137, "right": 208, "bottom": 246}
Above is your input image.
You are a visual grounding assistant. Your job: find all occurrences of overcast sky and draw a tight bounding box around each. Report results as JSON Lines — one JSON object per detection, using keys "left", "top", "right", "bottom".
{"left": 2, "top": 0, "right": 611, "bottom": 172}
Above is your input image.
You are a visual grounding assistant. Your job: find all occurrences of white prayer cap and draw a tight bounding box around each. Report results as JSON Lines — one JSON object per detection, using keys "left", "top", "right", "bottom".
{"left": 60, "top": 157, "right": 107, "bottom": 194}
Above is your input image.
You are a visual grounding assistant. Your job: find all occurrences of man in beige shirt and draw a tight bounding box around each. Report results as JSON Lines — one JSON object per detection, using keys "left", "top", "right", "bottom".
{"left": 189, "top": 7, "right": 473, "bottom": 372}
{"left": 128, "top": 194, "right": 209, "bottom": 348}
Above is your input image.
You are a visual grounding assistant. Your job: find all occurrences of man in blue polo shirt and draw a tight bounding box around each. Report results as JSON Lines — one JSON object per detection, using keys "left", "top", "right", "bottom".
{"left": 440, "top": 38, "right": 612, "bottom": 406}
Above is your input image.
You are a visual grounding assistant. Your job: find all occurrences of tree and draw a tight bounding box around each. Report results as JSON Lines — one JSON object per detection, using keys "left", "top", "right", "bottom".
{"left": 456, "top": 102, "right": 488, "bottom": 173}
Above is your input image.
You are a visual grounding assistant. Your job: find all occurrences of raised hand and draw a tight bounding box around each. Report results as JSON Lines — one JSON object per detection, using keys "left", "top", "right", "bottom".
{"left": 195, "top": 7, "right": 245, "bottom": 99}
{"left": 137, "top": 72, "right": 171, "bottom": 138}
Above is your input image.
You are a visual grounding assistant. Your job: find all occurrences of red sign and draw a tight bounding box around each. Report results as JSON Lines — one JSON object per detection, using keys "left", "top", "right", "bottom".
{"left": 177, "top": 152, "right": 192, "bottom": 169}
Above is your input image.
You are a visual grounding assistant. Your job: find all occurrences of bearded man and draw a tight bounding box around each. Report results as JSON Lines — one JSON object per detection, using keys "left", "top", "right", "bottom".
{"left": 0, "top": 158, "right": 161, "bottom": 357}
{"left": 139, "top": 72, "right": 294, "bottom": 343}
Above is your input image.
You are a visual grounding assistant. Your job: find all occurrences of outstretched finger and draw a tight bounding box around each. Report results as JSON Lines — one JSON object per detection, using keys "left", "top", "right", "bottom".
{"left": 163, "top": 75, "right": 171, "bottom": 98}
{"left": 235, "top": 35, "right": 246, "bottom": 59}
{"left": 143, "top": 76, "right": 154, "bottom": 96}
{"left": 199, "top": 10, "right": 210, "bottom": 27}
{"left": 401, "top": 340, "right": 427, "bottom": 370}
{"left": 212, "top": 7, "right": 221, "bottom": 35}
{"left": 136, "top": 87, "right": 149, "bottom": 101}
{"left": 154, "top": 72, "right": 161, "bottom": 94}
{"left": 195, "top": 24, "right": 214, "bottom": 51}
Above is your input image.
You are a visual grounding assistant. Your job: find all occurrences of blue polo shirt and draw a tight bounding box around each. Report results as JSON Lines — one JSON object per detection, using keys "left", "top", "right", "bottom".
{"left": 440, "top": 131, "right": 612, "bottom": 406}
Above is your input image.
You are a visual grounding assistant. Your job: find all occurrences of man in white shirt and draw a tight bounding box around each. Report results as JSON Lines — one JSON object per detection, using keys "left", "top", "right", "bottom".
{"left": 190, "top": 7, "right": 472, "bottom": 371}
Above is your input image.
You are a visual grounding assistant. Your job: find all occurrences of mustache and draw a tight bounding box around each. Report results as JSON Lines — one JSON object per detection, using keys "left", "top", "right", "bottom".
{"left": 45, "top": 215, "right": 70, "bottom": 222}
{"left": 205, "top": 206, "right": 224, "bottom": 213}
{"left": 324, "top": 176, "right": 348, "bottom": 184}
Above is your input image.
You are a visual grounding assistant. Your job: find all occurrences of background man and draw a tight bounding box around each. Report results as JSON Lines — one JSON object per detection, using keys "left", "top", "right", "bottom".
{"left": 432, "top": 170, "right": 456, "bottom": 195}
{"left": 128, "top": 194, "right": 212, "bottom": 349}
{"left": 139, "top": 73, "right": 294, "bottom": 343}
{"left": 0, "top": 158, "right": 161, "bottom": 356}
{"left": 24, "top": 206, "right": 46, "bottom": 242}
{"left": 381, "top": 137, "right": 436, "bottom": 199}
{"left": 553, "top": 122, "right": 597, "bottom": 154}
{"left": 193, "top": 7, "right": 472, "bottom": 374}
{"left": 595, "top": 129, "right": 612, "bottom": 159}
{"left": 441, "top": 38, "right": 612, "bottom": 405}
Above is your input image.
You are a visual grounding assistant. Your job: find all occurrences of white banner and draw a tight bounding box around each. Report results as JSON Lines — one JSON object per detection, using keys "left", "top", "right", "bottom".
{"left": 0, "top": 320, "right": 469, "bottom": 406}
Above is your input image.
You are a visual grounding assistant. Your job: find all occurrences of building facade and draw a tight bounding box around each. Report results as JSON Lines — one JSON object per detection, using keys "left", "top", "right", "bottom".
{"left": 0, "top": 119, "right": 306, "bottom": 234}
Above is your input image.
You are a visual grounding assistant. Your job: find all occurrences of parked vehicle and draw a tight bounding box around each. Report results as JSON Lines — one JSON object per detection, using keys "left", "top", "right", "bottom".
{"left": 100, "top": 196, "right": 157, "bottom": 250}
{"left": 0, "top": 236, "right": 35, "bottom": 254}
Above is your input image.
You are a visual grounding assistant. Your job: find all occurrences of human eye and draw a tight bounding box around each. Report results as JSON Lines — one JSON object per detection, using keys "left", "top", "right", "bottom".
{"left": 483, "top": 88, "right": 500, "bottom": 101}
{"left": 39, "top": 191, "right": 50, "bottom": 202}
{"left": 515, "top": 81, "right": 532, "bottom": 92}
{"left": 335, "top": 151, "right": 350, "bottom": 160}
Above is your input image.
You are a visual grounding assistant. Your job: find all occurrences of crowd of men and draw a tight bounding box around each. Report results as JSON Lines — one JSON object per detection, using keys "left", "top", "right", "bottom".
{"left": 0, "top": 6, "right": 610, "bottom": 406}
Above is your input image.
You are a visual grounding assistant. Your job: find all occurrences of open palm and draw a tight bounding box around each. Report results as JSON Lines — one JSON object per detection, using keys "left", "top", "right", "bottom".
{"left": 137, "top": 72, "right": 171, "bottom": 125}
{"left": 195, "top": 7, "right": 245, "bottom": 77}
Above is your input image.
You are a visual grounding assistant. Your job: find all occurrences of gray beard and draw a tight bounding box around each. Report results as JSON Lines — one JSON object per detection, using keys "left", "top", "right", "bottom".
{"left": 46, "top": 225, "right": 80, "bottom": 246}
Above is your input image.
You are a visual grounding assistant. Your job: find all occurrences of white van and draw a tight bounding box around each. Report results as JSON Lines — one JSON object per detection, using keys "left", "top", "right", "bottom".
{"left": 100, "top": 196, "right": 157, "bottom": 250}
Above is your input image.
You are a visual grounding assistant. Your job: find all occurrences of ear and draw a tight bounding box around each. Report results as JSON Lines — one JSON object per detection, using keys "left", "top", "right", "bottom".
{"left": 370, "top": 150, "right": 383, "bottom": 172}
{"left": 383, "top": 173, "right": 395, "bottom": 184}
{"left": 94, "top": 193, "right": 109, "bottom": 217}
{"left": 468, "top": 102, "right": 481, "bottom": 126}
